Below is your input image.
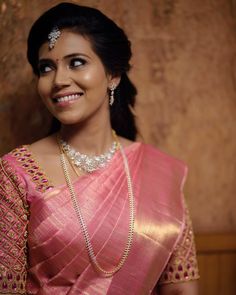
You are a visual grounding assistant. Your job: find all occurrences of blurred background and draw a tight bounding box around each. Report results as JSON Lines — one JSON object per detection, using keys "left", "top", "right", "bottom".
{"left": 0, "top": 0, "right": 235, "bottom": 294}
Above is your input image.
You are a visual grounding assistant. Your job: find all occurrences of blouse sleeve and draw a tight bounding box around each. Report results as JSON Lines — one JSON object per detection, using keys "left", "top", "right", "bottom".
{"left": 0, "top": 158, "right": 29, "bottom": 294}
{"left": 158, "top": 202, "right": 200, "bottom": 285}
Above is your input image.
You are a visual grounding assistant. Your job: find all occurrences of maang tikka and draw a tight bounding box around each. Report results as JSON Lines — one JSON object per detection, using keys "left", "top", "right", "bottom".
{"left": 109, "top": 84, "right": 116, "bottom": 106}
{"left": 48, "top": 26, "right": 61, "bottom": 49}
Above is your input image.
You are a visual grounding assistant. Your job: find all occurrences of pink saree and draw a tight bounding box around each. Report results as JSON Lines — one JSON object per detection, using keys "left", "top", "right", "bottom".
{"left": 0, "top": 142, "right": 199, "bottom": 294}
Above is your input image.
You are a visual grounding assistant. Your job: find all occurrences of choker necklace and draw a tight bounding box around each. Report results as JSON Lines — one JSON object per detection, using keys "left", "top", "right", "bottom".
{"left": 60, "top": 138, "right": 118, "bottom": 173}
{"left": 58, "top": 135, "right": 135, "bottom": 277}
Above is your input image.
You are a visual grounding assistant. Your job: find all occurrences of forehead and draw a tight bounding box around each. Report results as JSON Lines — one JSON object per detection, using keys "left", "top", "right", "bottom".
{"left": 38, "top": 30, "right": 97, "bottom": 59}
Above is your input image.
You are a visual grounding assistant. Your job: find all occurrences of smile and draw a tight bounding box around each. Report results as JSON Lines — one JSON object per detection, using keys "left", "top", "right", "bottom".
{"left": 53, "top": 93, "right": 83, "bottom": 103}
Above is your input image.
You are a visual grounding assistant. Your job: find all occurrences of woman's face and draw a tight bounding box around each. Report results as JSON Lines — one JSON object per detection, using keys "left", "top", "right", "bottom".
{"left": 37, "top": 30, "right": 118, "bottom": 126}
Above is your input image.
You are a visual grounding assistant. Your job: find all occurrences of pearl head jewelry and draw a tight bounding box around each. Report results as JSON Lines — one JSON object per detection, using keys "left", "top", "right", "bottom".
{"left": 48, "top": 26, "right": 61, "bottom": 49}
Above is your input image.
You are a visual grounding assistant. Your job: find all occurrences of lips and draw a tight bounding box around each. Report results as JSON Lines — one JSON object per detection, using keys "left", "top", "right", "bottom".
{"left": 52, "top": 92, "right": 83, "bottom": 103}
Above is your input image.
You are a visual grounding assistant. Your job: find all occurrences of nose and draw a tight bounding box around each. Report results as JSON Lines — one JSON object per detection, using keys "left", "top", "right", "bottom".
{"left": 53, "top": 66, "right": 71, "bottom": 89}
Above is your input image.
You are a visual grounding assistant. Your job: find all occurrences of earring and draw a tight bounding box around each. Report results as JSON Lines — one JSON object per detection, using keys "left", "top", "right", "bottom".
{"left": 109, "top": 85, "right": 116, "bottom": 106}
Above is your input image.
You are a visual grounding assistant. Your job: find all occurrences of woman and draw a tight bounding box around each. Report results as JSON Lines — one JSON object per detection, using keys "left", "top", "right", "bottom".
{"left": 0, "top": 2, "right": 199, "bottom": 294}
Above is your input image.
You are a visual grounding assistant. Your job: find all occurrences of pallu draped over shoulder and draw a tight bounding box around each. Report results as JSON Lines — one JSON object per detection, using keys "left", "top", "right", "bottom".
{"left": 0, "top": 142, "right": 199, "bottom": 294}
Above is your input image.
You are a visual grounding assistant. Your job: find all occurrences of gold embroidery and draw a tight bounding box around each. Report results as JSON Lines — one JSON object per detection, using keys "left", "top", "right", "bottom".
{"left": 159, "top": 203, "right": 200, "bottom": 285}
{"left": 0, "top": 159, "right": 29, "bottom": 294}
{"left": 10, "top": 146, "right": 53, "bottom": 193}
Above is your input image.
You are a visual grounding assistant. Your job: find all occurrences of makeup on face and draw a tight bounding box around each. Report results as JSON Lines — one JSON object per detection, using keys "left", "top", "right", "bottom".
{"left": 37, "top": 31, "right": 114, "bottom": 126}
{"left": 38, "top": 53, "right": 92, "bottom": 107}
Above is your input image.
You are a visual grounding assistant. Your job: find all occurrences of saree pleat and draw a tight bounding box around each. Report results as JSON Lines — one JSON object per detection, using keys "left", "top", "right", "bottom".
{"left": 65, "top": 145, "right": 143, "bottom": 295}
{"left": 27, "top": 144, "right": 142, "bottom": 294}
{"left": 44, "top": 171, "right": 129, "bottom": 285}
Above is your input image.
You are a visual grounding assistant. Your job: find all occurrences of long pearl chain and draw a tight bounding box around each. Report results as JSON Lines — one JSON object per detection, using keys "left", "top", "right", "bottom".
{"left": 58, "top": 137, "right": 135, "bottom": 277}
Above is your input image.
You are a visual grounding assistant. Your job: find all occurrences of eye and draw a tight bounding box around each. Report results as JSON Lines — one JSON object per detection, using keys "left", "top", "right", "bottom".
{"left": 38, "top": 63, "right": 53, "bottom": 75}
{"left": 70, "top": 58, "right": 86, "bottom": 68}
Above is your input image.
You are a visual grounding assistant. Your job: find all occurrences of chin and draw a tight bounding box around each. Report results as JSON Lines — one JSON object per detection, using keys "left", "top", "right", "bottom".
{"left": 56, "top": 114, "right": 85, "bottom": 126}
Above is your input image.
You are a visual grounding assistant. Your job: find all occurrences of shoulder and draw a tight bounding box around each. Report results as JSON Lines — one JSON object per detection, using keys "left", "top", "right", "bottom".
{"left": 0, "top": 134, "right": 56, "bottom": 180}
{"left": 135, "top": 143, "right": 187, "bottom": 225}
{"left": 140, "top": 142, "right": 188, "bottom": 176}
{"left": 135, "top": 143, "right": 188, "bottom": 199}
{"left": 29, "top": 134, "right": 57, "bottom": 155}
{"left": 0, "top": 148, "right": 28, "bottom": 198}
{"left": 1, "top": 146, "right": 25, "bottom": 173}
{"left": 1, "top": 141, "right": 54, "bottom": 194}
{"left": 119, "top": 137, "right": 186, "bottom": 167}
{"left": 1, "top": 145, "right": 31, "bottom": 174}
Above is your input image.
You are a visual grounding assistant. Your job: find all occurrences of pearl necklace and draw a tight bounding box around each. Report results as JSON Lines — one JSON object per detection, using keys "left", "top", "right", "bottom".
{"left": 58, "top": 137, "right": 135, "bottom": 277}
{"left": 60, "top": 139, "right": 118, "bottom": 173}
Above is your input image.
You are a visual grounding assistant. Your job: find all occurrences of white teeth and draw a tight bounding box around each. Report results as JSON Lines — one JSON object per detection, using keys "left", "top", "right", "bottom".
{"left": 56, "top": 93, "right": 81, "bottom": 103}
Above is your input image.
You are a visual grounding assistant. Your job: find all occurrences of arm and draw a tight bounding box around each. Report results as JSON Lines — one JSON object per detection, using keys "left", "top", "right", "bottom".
{"left": 0, "top": 158, "right": 28, "bottom": 294}
{"left": 158, "top": 280, "right": 198, "bottom": 295}
{"left": 156, "top": 202, "right": 200, "bottom": 295}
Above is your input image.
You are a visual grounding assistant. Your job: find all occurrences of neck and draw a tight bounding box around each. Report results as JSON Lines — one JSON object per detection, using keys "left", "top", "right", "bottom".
{"left": 60, "top": 121, "right": 114, "bottom": 155}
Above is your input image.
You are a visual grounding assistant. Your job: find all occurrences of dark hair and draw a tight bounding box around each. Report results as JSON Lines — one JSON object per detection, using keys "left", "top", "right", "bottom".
{"left": 27, "top": 2, "right": 137, "bottom": 140}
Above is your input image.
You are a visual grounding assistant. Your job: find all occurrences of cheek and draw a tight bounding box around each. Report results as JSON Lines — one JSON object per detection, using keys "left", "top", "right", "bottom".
{"left": 80, "top": 65, "right": 109, "bottom": 88}
{"left": 37, "top": 78, "right": 50, "bottom": 98}
{"left": 37, "top": 81, "right": 52, "bottom": 108}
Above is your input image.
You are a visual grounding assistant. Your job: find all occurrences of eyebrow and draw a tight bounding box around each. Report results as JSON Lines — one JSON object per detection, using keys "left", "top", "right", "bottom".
{"left": 38, "top": 53, "right": 91, "bottom": 64}
{"left": 64, "top": 53, "right": 91, "bottom": 59}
